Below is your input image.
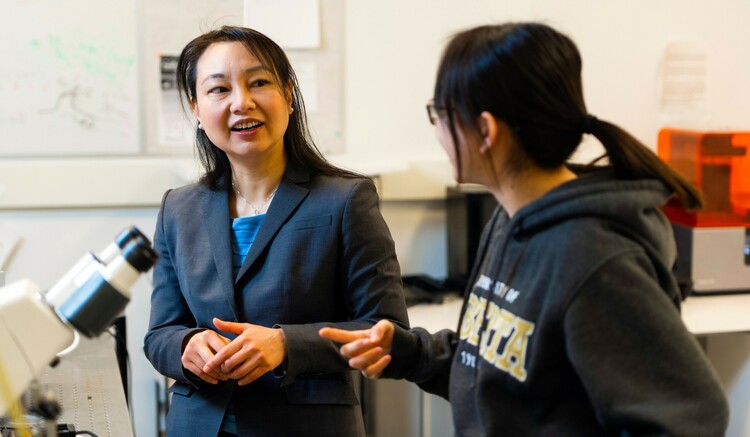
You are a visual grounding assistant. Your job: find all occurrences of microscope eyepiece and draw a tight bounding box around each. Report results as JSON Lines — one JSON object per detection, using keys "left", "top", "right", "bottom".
{"left": 122, "top": 237, "right": 158, "bottom": 273}
{"left": 114, "top": 226, "right": 151, "bottom": 250}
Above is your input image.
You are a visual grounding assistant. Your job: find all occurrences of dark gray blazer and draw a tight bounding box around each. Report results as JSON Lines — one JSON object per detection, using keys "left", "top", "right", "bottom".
{"left": 144, "top": 161, "right": 409, "bottom": 437}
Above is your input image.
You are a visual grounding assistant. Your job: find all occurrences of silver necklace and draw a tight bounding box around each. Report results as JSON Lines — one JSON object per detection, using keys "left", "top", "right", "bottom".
{"left": 232, "top": 181, "right": 278, "bottom": 216}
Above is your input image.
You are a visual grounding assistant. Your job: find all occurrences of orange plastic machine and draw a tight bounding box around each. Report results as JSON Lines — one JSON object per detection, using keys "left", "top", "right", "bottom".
{"left": 657, "top": 128, "right": 750, "bottom": 294}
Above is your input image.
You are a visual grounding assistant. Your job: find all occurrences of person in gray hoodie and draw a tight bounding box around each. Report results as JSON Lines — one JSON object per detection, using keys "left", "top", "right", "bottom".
{"left": 320, "top": 22, "right": 729, "bottom": 436}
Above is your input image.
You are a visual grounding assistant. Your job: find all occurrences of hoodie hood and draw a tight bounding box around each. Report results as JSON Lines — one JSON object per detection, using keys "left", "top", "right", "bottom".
{"left": 507, "top": 166, "right": 681, "bottom": 301}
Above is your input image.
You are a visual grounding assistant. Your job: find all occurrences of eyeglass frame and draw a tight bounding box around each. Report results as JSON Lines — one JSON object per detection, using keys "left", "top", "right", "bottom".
{"left": 425, "top": 99, "right": 452, "bottom": 125}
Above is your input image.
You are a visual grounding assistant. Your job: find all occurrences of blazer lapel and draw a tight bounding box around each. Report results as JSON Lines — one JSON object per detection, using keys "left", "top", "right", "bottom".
{"left": 235, "top": 162, "right": 310, "bottom": 284}
{"left": 202, "top": 186, "right": 238, "bottom": 318}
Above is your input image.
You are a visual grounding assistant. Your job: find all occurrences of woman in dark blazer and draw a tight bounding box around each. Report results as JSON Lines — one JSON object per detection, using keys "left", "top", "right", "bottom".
{"left": 143, "top": 26, "right": 409, "bottom": 437}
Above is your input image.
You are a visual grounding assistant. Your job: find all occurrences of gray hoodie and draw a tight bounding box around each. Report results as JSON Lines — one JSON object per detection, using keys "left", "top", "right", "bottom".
{"left": 386, "top": 167, "right": 729, "bottom": 436}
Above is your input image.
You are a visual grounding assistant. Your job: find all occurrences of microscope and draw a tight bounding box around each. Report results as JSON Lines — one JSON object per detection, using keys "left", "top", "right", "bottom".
{"left": 0, "top": 226, "right": 157, "bottom": 436}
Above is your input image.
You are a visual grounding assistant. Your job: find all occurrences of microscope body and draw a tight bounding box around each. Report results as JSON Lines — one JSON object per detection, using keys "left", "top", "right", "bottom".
{"left": 0, "top": 279, "right": 75, "bottom": 417}
{"left": 0, "top": 226, "right": 157, "bottom": 419}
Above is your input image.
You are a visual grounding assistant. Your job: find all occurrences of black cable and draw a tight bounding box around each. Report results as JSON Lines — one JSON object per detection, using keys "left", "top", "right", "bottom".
{"left": 107, "top": 323, "right": 135, "bottom": 431}
{"left": 107, "top": 324, "right": 132, "bottom": 403}
{"left": 107, "top": 326, "right": 130, "bottom": 398}
{"left": 75, "top": 431, "right": 99, "bottom": 437}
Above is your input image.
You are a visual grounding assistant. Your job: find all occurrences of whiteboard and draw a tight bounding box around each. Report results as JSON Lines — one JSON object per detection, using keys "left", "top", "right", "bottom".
{"left": 0, "top": 0, "right": 344, "bottom": 157}
{"left": 0, "top": 0, "right": 139, "bottom": 156}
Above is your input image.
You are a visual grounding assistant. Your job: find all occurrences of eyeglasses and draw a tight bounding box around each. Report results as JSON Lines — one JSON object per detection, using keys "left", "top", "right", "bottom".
{"left": 425, "top": 99, "right": 450, "bottom": 125}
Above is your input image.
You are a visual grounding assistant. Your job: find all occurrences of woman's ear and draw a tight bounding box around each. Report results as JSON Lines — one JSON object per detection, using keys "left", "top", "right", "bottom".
{"left": 478, "top": 111, "right": 499, "bottom": 154}
{"left": 286, "top": 81, "right": 294, "bottom": 114}
{"left": 190, "top": 98, "right": 200, "bottom": 121}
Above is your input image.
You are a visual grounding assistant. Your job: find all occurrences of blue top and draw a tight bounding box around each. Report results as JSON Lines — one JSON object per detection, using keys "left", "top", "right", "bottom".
{"left": 222, "top": 213, "right": 264, "bottom": 434}
{"left": 231, "top": 214, "right": 264, "bottom": 278}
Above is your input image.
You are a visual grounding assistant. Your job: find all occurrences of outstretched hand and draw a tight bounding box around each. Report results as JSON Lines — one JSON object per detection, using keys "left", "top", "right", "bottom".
{"left": 203, "top": 318, "right": 287, "bottom": 386}
{"left": 319, "top": 319, "right": 395, "bottom": 379}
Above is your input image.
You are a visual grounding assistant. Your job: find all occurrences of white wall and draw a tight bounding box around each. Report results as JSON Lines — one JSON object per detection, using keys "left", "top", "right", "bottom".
{"left": 344, "top": 0, "right": 750, "bottom": 165}
{"left": 380, "top": 200, "right": 447, "bottom": 277}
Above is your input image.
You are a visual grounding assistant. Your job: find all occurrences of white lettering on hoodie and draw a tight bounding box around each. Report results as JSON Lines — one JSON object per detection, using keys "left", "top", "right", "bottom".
{"left": 459, "top": 290, "right": 536, "bottom": 382}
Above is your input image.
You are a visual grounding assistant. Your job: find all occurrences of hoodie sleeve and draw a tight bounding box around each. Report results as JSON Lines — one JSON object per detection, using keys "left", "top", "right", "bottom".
{"left": 564, "top": 248, "right": 729, "bottom": 436}
{"left": 380, "top": 324, "right": 457, "bottom": 400}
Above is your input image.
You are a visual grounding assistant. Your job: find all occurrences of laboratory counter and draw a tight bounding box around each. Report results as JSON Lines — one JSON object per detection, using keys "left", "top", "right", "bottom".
{"left": 33, "top": 335, "right": 133, "bottom": 437}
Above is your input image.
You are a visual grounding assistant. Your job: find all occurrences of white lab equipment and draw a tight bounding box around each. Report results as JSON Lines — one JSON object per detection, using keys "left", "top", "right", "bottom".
{"left": 0, "top": 226, "right": 157, "bottom": 431}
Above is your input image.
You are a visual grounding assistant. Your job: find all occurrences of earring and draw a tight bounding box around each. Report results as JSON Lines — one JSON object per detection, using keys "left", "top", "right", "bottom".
{"left": 197, "top": 121, "right": 203, "bottom": 130}
{"left": 289, "top": 107, "right": 294, "bottom": 114}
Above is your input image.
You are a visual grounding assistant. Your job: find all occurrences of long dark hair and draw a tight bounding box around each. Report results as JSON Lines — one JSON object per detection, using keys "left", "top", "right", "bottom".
{"left": 434, "top": 22, "right": 702, "bottom": 210}
{"left": 176, "top": 26, "right": 360, "bottom": 189}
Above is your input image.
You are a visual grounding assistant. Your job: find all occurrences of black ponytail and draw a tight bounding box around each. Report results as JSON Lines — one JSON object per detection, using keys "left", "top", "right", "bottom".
{"left": 586, "top": 118, "right": 703, "bottom": 210}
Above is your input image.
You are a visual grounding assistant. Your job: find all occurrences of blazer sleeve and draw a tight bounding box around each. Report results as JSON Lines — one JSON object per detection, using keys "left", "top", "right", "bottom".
{"left": 277, "top": 178, "right": 410, "bottom": 384}
{"left": 143, "top": 189, "right": 206, "bottom": 385}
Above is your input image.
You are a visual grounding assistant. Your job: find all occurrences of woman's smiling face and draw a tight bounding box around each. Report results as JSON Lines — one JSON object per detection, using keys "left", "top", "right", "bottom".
{"left": 191, "top": 41, "right": 292, "bottom": 164}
